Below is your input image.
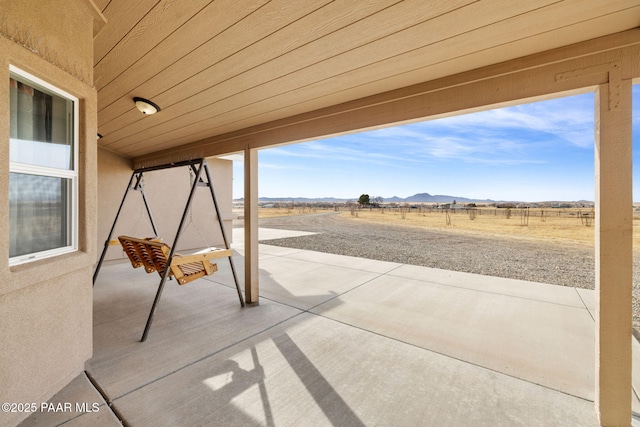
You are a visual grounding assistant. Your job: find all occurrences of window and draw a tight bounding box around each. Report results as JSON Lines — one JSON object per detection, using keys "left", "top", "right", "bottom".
{"left": 9, "top": 66, "right": 78, "bottom": 265}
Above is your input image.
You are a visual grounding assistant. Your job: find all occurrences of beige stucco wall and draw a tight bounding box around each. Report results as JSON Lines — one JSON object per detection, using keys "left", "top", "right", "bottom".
{"left": 0, "top": 1, "right": 101, "bottom": 426}
{"left": 97, "top": 149, "right": 234, "bottom": 263}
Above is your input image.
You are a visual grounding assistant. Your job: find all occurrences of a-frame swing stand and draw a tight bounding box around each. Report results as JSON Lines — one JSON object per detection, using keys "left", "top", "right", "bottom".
{"left": 93, "top": 159, "right": 245, "bottom": 342}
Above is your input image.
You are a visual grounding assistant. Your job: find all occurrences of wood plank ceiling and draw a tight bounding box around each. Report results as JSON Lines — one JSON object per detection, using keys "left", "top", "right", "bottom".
{"left": 94, "top": 0, "right": 640, "bottom": 159}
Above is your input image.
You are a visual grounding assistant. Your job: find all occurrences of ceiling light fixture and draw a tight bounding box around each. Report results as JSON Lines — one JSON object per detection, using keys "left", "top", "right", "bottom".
{"left": 133, "top": 97, "right": 161, "bottom": 115}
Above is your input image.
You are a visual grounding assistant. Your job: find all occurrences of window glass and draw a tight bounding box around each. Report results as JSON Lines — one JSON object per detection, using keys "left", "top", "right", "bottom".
{"left": 9, "top": 173, "right": 72, "bottom": 258}
{"left": 9, "top": 77, "right": 74, "bottom": 170}
{"left": 9, "top": 68, "right": 77, "bottom": 265}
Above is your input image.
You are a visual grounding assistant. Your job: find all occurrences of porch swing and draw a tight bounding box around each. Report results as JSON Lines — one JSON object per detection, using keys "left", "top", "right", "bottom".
{"left": 93, "top": 159, "right": 245, "bottom": 342}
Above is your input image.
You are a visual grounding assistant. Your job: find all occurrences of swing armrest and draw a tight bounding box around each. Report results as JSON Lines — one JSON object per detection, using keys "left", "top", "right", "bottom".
{"left": 171, "top": 248, "right": 233, "bottom": 265}
{"left": 170, "top": 248, "right": 232, "bottom": 284}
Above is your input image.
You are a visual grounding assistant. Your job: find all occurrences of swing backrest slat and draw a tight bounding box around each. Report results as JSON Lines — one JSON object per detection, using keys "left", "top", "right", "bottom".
{"left": 118, "top": 236, "right": 169, "bottom": 275}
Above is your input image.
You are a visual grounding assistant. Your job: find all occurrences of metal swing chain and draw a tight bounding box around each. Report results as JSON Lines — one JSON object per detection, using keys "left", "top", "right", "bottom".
{"left": 119, "top": 175, "right": 152, "bottom": 258}
{"left": 129, "top": 174, "right": 146, "bottom": 235}
{"left": 188, "top": 167, "right": 211, "bottom": 249}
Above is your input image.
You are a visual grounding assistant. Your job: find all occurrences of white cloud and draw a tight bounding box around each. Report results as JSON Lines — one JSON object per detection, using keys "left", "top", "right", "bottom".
{"left": 355, "top": 93, "right": 595, "bottom": 164}
{"left": 259, "top": 162, "right": 305, "bottom": 170}
{"left": 414, "top": 94, "right": 595, "bottom": 149}
{"left": 265, "top": 139, "right": 421, "bottom": 167}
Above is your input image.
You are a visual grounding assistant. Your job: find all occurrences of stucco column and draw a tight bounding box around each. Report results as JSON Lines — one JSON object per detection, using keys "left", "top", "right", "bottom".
{"left": 244, "top": 147, "right": 259, "bottom": 304}
{"left": 594, "top": 79, "right": 632, "bottom": 425}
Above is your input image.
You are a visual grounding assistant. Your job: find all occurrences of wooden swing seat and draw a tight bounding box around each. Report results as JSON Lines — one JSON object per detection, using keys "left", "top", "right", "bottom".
{"left": 118, "top": 235, "right": 232, "bottom": 285}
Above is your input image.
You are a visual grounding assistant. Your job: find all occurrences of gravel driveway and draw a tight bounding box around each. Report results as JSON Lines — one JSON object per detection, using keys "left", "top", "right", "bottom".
{"left": 251, "top": 211, "right": 640, "bottom": 330}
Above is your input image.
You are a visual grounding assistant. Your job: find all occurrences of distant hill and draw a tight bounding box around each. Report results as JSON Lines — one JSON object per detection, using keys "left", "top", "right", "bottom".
{"left": 233, "top": 193, "right": 594, "bottom": 205}
{"left": 395, "top": 193, "right": 496, "bottom": 204}
{"left": 236, "top": 192, "right": 498, "bottom": 204}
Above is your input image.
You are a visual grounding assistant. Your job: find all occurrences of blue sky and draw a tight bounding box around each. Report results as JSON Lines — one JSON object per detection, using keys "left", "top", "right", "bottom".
{"left": 233, "top": 86, "right": 640, "bottom": 202}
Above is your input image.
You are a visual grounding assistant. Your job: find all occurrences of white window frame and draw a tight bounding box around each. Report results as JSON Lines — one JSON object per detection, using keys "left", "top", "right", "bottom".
{"left": 9, "top": 65, "right": 79, "bottom": 266}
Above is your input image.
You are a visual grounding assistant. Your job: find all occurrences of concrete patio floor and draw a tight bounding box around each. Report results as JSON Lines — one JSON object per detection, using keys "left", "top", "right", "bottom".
{"left": 20, "top": 228, "right": 640, "bottom": 426}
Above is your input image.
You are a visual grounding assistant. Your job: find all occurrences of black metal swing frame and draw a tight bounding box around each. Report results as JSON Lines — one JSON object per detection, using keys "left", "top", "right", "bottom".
{"left": 92, "top": 158, "right": 244, "bottom": 342}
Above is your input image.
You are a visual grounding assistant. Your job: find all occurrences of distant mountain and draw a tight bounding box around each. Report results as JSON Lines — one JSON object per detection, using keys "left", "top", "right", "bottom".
{"left": 385, "top": 196, "right": 405, "bottom": 203}
{"left": 402, "top": 192, "right": 496, "bottom": 204}
{"left": 234, "top": 193, "right": 594, "bottom": 206}
{"left": 236, "top": 192, "right": 499, "bottom": 204}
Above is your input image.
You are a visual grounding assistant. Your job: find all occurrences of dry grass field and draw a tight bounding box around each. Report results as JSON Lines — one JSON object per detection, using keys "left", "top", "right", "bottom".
{"left": 344, "top": 207, "right": 596, "bottom": 244}
{"left": 345, "top": 207, "right": 640, "bottom": 249}
{"left": 256, "top": 206, "right": 329, "bottom": 218}
{"left": 256, "top": 206, "right": 640, "bottom": 249}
